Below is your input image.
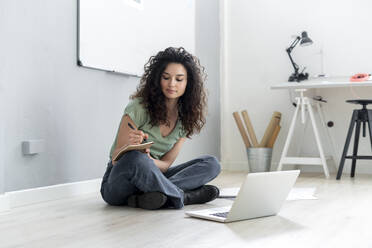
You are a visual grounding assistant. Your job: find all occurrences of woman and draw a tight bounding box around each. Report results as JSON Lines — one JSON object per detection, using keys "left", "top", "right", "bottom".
{"left": 100, "top": 47, "right": 221, "bottom": 210}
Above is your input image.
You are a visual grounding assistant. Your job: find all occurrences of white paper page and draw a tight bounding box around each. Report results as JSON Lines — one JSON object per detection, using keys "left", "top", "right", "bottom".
{"left": 218, "top": 187, "right": 240, "bottom": 198}
{"left": 218, "top": 187, "right": 317, "bottom": 200}
{"left": 286, "top": 187, "right": 317, "bottom": 200}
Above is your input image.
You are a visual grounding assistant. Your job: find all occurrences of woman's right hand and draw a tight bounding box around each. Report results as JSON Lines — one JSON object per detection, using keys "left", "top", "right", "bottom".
{"left": 128, "top": 129, "right": 148, "bottom": 145}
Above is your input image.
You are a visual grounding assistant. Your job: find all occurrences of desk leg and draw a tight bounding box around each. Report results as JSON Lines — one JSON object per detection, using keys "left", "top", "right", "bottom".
{"left": 295, "top": 117, "right": 309, "bottom": 170}
{"left": 301, "top": 95, "right": 306, "bottom": 124}
{"left": 277, "top": 98, "right": 301, "bottom": 171}
{"left": 306, "top": 98, "right": 330, "bottom": 178}
{"left": 316, "top": 102, "right": 338, "bottom": 171}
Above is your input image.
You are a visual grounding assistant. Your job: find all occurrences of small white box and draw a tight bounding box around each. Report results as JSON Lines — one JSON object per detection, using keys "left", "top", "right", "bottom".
{"left": 22, "top": 140, "right": 45, "bottom": 155}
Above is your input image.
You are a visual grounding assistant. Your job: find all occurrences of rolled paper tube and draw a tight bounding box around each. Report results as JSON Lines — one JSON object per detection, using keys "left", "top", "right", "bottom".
{"left": 233, "top": 112, "right": 252, "bottom": 148}
{"left": 241, "top": 110, "right": 259, "bottom": 147}
{"left": 259, "top": 111, "right": 281, "bottom": 147}
{"left": 267, "top": 125, "right": 281, "bottom": 148}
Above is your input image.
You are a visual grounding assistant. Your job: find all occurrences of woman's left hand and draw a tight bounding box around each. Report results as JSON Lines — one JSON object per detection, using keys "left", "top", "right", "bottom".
{"left": 144, "top": 148, "right": 153, "bottom": 160}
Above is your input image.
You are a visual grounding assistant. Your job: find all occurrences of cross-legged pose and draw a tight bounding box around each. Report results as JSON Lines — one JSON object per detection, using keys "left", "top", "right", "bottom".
{"left": 100, "top": 47, "right": 221, "bottom": 210}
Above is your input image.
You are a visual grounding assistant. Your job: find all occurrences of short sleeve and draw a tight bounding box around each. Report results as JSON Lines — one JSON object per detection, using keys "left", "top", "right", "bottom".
{"left": 123, "top": 98, "right": 148, "bottom": 128}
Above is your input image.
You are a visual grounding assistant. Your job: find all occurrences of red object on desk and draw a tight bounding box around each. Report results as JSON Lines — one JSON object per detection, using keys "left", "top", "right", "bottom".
{"left": 350, "top": 73, "right": 371, "bottom": 82}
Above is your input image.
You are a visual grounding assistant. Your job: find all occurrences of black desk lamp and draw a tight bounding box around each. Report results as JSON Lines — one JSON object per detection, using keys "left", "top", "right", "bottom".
{"left": 286, "top": 31, "right": 313, "bottom": 82}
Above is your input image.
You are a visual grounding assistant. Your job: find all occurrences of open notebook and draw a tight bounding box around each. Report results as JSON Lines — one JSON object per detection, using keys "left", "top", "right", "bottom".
{"left": 112, "top": 141, "right": 154, "bottom": 161}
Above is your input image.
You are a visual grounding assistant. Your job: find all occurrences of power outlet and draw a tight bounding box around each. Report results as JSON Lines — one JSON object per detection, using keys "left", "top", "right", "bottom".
{"left": 22, "top": 140, "right": 45, "bottom": 155}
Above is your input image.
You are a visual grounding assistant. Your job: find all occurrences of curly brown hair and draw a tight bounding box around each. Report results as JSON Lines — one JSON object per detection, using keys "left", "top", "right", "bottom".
{"left": 131, "top": 47, "right": 207, "bottom": 138}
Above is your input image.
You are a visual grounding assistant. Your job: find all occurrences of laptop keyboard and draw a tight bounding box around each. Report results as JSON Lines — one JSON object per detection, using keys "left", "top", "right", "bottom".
{"left": 210, "top": 212, "right": 229, "bottom": 218}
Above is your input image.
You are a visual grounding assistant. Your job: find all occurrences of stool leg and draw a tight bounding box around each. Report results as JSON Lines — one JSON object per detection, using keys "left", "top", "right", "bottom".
{"left": 351, "top": 120, "right": 361, "bottom": 178}
{"left": 367, "top": 110, "right": 372, "bottom": 152}
{"left": 337, "top": 110, "right": 358, "bottom": 180}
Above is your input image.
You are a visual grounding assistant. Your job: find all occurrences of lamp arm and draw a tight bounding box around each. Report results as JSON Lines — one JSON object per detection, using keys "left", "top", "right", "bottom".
{"left": 287, "top": 36, "right": 301, "bottom": 53}
{"left": 287, "top": 49, "right": 299, "bottom": 74}
{"left": 286, "top": 36, "right": 301, "bottom": 74}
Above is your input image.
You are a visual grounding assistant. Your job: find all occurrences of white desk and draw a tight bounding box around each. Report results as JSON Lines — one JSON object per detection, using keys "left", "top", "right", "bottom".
{"left": 271, "top": 78, "right": 372, "bottom": 90}
{"left": 271, "top": 77, "right": 372, "bottom": 178}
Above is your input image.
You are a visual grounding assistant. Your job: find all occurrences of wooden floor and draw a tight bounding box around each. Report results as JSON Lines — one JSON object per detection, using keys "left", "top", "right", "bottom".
{"left": 1, "top": 171, "right": 372, "bottom": 248}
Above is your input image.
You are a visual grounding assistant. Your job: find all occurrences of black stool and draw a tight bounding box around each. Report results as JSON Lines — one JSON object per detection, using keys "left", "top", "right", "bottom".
{"left": 336, "top": 99, "right": 372, "bottom": 180}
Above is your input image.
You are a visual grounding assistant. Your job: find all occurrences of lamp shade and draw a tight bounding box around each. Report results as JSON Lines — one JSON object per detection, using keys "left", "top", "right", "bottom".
{"left": 300, "top": 31, "right": 313, "bottom": 46}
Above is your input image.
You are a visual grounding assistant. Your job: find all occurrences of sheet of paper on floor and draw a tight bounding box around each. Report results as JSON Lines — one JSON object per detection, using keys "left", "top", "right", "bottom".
{"left": 219, "top": 187, "right": 317, "bottom": 200}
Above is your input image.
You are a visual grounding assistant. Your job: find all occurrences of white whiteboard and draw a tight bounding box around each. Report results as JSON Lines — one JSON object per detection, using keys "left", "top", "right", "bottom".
{"left": 78, "top": 0, "right": 195, "bottom": 77}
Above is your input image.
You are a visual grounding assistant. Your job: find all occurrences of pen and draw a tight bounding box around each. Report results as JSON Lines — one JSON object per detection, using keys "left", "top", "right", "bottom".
{"left": 128, "top": 122, "right": 147, "bottom": 142}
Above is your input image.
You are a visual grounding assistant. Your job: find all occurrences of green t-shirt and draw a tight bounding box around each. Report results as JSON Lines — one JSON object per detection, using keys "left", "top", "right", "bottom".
{"left": 109, "top": 97, "right": 187, "bottom": 160}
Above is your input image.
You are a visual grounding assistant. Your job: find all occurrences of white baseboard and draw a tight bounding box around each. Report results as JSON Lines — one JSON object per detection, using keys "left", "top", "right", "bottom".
{"left": 221, "top": 160, "right": 281, "bottom": 172}
{"left": 223, "top": 160, "right": 372, "bottom": 175}
{"left": 221, "top": 161, "right": 249, "bottom": 172}
{"left": 0, "top": 178, "right": 102, "bottom": 212}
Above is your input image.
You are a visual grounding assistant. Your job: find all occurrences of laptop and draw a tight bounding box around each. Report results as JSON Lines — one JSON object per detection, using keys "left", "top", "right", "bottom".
{"left": 185, "top": 170, "right": 300, "bottom": 223}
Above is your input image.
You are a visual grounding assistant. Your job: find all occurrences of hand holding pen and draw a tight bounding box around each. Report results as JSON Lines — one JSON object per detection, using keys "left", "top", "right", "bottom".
{"left": 127, "top": 122, "right": 151, "bottom": 156}
{"left": 127, "top": 122, "right": 148, "bottom": 144}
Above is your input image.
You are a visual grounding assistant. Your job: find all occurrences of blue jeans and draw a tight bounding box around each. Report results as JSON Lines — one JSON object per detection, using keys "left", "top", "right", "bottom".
{"left": 100, "top": 150, "right": 221, "bottom": 209}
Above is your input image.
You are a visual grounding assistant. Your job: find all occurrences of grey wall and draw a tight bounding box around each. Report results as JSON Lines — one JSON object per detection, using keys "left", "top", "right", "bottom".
{"left": 0, "top": 0, "right": 220, "bottom": 193}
